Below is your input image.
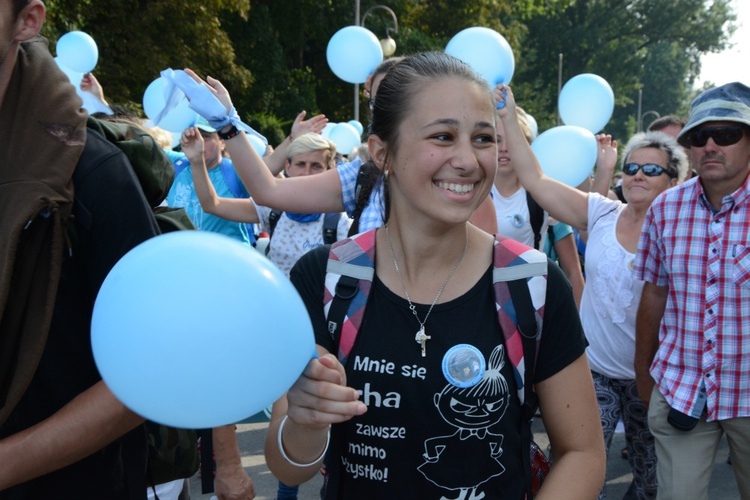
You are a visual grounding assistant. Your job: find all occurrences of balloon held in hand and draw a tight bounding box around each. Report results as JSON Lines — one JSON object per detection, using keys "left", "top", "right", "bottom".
{"left": 91, "top": 231, "right": 316, "bottom": 428}
{"left": 56, "top": 31, "right": 98, "bottom": 74}
{"left": 445, "top": 27, "right": 515, "bottom": 87}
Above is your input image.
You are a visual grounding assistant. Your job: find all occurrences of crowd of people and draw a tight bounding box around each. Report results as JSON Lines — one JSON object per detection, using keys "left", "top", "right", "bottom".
{"left": 1, "top": 1, "right": 749, "bottom": 499}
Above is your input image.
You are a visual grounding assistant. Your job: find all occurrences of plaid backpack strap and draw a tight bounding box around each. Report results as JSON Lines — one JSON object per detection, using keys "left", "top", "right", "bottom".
{"left": 324, "top": 229, "right": 377, "bottom": 365}
{"left": 492, "top": 234, "right": 548, "bottom": 405}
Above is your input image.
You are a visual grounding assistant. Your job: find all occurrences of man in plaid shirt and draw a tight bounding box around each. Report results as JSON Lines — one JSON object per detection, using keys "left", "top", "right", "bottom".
{"left": 633, "top": 82, "right": 750, "bottom": 500}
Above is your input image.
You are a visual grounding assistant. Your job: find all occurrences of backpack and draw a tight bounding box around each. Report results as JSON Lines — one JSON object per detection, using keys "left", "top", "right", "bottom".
{"left": 264, "top": 210, "right": 342, "bottom": 255}
{"left": 347, "top": 160, "right": 382, "bottom": 236}
{"left": 173, "top": 156, "right": 257, "bottom": 244}
{"left": 323, "top": 229, "right": 550, "bottom": 498}
{"left": 84, "top": 118, "right": 201, "bottom": 490}
{"left": 526, "top": 191, "right": 546, "bottom": 250}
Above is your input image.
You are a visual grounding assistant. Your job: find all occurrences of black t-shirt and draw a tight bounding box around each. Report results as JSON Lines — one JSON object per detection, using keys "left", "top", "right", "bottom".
{"left": 290, "top": 244, "right": 586, "bottom": 499}
{"left": 0, "top": 130, "right": 160, "bottom": 499}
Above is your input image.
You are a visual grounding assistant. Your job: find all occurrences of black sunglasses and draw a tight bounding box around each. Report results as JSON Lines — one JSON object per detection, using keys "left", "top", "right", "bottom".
{"left": 688, "top": 125, "right": 746, "bottom": 148}
{"left": 622, "top": 163, "right": 676, "bottom": 178}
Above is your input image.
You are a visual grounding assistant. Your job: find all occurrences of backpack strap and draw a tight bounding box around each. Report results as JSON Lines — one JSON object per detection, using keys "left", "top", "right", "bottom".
{"left": 492, "top": 234, "right": 547, "bottom": 500}
{"left": 525, "top": 191, "right": 545, "bottom": 250}
{"left": 348, "top": 162, "right": 381, "bottom": 237}
{"left": 323, "top": 212, "right": 342, "bottom": 244}
{"left": 324, "top": 229, "right": 377, "bottom": 365}
{"left": 492, "top": 234, "right": 547, "bottom": 406}
{"left": 218, "top": 159, "right": 244, "bottom": 199}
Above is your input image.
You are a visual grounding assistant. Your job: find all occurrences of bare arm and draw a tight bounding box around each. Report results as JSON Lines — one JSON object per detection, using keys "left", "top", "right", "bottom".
{"left": 590, "top": 134, "right": 618, "bottom": 197}
{"left": 265, "top": 347, "right": 366, "bottom": 486}
{"left": 181, "top": 127, "right": 259, "bottom": 224}
{"left": 535, "top": 354, "right": 606, "bottom": 499}
{"left": 469, "top": 195, "right": 498, "bottom": 234}
{"left": 0, "top": 381, "right": 144, "bottom": 489}
{"left": 213, "top": 425, "right": 255, "bottom": 499}
{"left": 635, "top": 282, "right": 667, "bottom": 407}
{"left": 553, "top": 233, "right": 585, "bottom": 309}
{"left": 183, "top": 70, "right": 345, "bottom": 214}
{"left": 496, "top": 85, "right": 590, "bottom": 231}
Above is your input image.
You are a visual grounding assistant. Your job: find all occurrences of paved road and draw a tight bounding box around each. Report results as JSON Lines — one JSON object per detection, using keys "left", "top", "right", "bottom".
{"left": 187, "top": 419, "right": 740, "bottom": 499}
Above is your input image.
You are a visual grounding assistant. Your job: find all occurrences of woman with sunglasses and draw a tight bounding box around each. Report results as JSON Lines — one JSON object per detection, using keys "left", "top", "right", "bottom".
{"left": 497, "top": 83, "right": 689, "bottom": 500}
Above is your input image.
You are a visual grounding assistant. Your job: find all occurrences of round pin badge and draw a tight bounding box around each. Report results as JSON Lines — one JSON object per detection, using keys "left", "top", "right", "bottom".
{"left": 442, "top": 344, "right": 486, "bottom": 388}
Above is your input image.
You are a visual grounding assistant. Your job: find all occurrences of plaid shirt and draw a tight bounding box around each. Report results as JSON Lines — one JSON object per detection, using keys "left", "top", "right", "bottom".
{"left": 633, "top": 174, "right": 750, "bottom": 421}
{"left": 337, "top": 157, "right": 385, "bottom": 233}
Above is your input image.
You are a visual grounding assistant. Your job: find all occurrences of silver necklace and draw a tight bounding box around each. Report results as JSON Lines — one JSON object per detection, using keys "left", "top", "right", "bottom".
{"left": 385, "top": 224, "right": 469, "bottom": 357}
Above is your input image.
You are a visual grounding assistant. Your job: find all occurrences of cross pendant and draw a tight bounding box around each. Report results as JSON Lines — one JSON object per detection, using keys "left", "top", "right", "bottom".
{"left": 415, "top": 327, "right": 431, "bottom": 357}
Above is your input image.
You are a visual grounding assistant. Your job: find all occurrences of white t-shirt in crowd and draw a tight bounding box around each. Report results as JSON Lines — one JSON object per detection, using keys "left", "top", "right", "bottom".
{"left": 491, "top": 184, "right": 549, "bottom": 249}
{"left": 580, "top": 193, "right": 644, "bottom": 380}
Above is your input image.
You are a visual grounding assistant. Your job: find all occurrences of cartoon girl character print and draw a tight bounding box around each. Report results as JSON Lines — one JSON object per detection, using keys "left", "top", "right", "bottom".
{"left": 418, "top": 345, "right": 510, "bottom": 500}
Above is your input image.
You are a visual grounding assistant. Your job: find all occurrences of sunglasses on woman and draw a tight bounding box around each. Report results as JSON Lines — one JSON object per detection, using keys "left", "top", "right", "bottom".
{"left": 622, "top": 163, "right": 676, "bottom": 178}
{"left": 688, "top": 125, "right": 746, "bottom": 148}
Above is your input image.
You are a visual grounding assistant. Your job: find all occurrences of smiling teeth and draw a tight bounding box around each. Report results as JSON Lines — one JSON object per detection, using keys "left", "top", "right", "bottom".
{"left": 437, "top": 182, "right": 474, "bottom": 193}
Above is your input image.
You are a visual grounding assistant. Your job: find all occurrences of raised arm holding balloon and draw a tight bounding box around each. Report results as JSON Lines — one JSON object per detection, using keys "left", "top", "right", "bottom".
{"left": 499, "top": 82, "right": 691, "bottom": 499}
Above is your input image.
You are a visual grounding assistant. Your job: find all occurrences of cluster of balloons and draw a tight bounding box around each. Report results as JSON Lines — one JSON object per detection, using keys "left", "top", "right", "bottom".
{"left": 54, "top": 31, "right": 111, "bottom": 115}
{"left": 92, "top": 231, "right": 316, "bottom": 428}
{"left": 322, "top": 120, "right": 363, "bottom": 154}
{"left": 531, "top": 74, "right": 614, "bottom": 187}
{"left": 327, "top": 26, "right": 384, "bottom": 84}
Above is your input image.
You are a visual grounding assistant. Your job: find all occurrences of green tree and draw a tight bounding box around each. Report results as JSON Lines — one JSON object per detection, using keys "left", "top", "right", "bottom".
{"left": 512, "top": 0, "right": 735, "bottom": 140}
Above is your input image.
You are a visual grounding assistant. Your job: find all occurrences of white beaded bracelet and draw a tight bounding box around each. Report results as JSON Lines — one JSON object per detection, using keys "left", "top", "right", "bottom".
{"left": 277, "top": 415, "right": 331, "bottom": 467}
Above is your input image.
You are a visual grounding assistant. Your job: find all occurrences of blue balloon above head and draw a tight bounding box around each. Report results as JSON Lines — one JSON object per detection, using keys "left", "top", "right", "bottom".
{"left": 91, "top": 231, "right": 316, "bottom": 428}
{"left": 328, "top": 122, "right": 362, "bottom": 155}
{"left": 56, "top": 31, "right": 99, "bottom": 74}
{"left": 327, "top": 26, "right": 383, "bottom": 84}
{"left": 558, "top": 74, "right": 615, "bottom": 134}
{"left": 445, "top": 27, "right": 515, "bottom": 87}
{"left": 142, "top": 76, "right": 199, "bottom": 134}
{"left": 531, "top": 125, "right": 598, "bottom": 188}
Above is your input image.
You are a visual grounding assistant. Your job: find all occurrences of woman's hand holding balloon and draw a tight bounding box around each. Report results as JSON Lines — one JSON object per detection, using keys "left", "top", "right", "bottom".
{"left": 286, "top": 354, "right": 367, "bottom": 430}
{"left": 493, "top": 83, "right": 517, "bottom": 121}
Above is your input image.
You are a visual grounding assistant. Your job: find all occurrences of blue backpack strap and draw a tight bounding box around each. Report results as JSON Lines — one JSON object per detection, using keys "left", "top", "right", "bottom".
{"left": 324, "top": 229, "right": 377, "bottom": 365}
{"left": 218, "top": 159, "right": 244, "bottom": 199}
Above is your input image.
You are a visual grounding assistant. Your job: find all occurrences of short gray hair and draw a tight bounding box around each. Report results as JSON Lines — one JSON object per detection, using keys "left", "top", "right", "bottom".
{"left": 621, "top": 131, "right": 690, "bottom": 183}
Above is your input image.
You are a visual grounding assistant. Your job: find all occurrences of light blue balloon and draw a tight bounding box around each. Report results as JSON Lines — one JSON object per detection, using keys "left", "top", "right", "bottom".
{"left": 347, "top": 120, "right": 364, "bottom": 137}
{"left": 328, "top": 122, "right": 361, "bottom": 154}
{"left": 531, "top": 126, "right": 598, "bottom": 187}
{"left": 91, "top": 231, "right": 316, "bottom": 428}
{"left": 142, "top": 77, "right": 198, "bottom": 133}
{"left": 558, "top": 74, "right": 615, "bottom": 133}
{"left": 54, "top": 56, "right": 83, "bottom": 87}
{"left": 321, "top": 122, "right": 336, "bottom": 139}
{"left": 327, "top": 26, "right": 383, "bottom": 84}
{"left": 56, "top": 31, "right": 98, "bottom": 74}
{"left": 445, "top": 27, "right": 515, "bottom": 86}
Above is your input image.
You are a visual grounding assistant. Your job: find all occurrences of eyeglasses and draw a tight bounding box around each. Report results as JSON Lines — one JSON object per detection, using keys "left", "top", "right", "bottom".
{"left": 688, "top": 125, "right": 746, "bottom": 148}
{"left": 622, "top": 163, "right": 676, "bottom": 178}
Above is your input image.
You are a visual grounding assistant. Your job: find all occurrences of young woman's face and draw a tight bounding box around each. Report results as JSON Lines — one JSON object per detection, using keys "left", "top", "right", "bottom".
{"left": 385, "top": 77, "right": 497, "bottom": 227}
